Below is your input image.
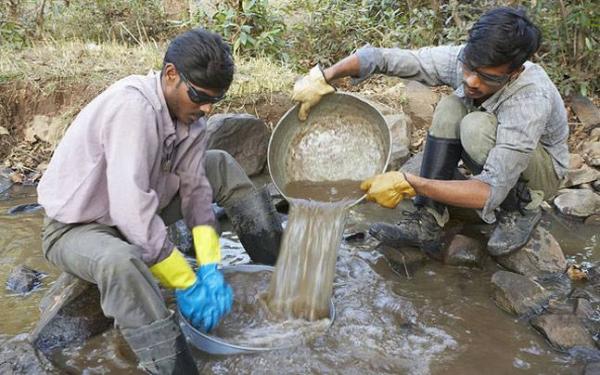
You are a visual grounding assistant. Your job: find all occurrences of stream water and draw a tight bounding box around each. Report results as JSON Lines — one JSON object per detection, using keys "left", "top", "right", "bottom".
{"left": 1, "top": 185, "right": 598, "bottom": 374}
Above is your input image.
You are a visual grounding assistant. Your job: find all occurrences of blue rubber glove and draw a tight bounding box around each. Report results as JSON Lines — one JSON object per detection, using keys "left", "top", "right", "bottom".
{"left": 175, "top": 264, "right": 233, "bottom": 332}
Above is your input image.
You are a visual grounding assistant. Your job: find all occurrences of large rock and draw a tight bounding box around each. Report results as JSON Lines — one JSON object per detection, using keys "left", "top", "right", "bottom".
{"left": 495, "top": 227, "right": 567, "bottom": 276}
{"left": 554, "top": 189, "right": 600, "bottom": 217}
{"left": 0, "top": 335, "right": 56, "bottom": 375}
{"left": 6, "top": 265, "right": 44, "bottom": 294}
{"left": 443, "top": 234, "right": 485, "bottom": 267}
{"left": 384, "top": 113, "right": 411, "bottom": 170}
{"left": 531, "top": 313, "right": 596, "bottom": 350}
{"left": 383, "top": 80, "right": 439, "bottom": 130}
{"left": 30, "top": 272, "right": 113, "bottom": 353}
{"left": 491, "top": 271, "right": 550, "bottom": 316}
{"left": 206, "top": 113, "right": 270, "bottom": 176}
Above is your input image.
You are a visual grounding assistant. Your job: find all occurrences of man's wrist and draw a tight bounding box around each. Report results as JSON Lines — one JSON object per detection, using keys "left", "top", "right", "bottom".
{"left": 404, "top": 173, "right": 421, "bottom": 192}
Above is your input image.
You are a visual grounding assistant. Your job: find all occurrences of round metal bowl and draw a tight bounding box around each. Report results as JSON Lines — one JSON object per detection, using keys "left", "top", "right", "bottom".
{"left": 179, "top": 264, "right": 336, "bottom": 355}
{"left": 268, "top": 92, "right": 391, "bottom": 206}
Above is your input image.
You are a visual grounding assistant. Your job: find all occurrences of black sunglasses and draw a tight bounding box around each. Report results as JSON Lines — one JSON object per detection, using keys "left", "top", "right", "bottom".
{"left": 458, "top": 50, "right": 511, "bottom": 87}
{"left": 179, "top": 73, "right": 225, "bottom": 104}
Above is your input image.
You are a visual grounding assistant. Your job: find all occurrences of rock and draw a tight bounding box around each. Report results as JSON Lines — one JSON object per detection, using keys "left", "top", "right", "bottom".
{"left": 582, "top": 141, "right": 600, "bottom": 167}
{"left": 31, "top": 272, "right": 113, "bottom": 353}
{"left": 561, "top": 164, "right": 600, "bottom": 188}
{"left": 7, "top": 203, "right": 43, "bottom": 215}
{"left": 585, "top": 214, "right": 600, "bottom": 226}
{"left": 6, "top": 265, "right": 44, "bottom": 294}
{"left": 385, "top": 80, "right": 439, "bottom": 130}
{"left": 0, "top": 335, "right": 57, "bottom": 375}
{"left": 399, "top": 152, "right": 423, "bottom": 175}
{"left": 379, "top": 245, "right": 427, "bottom": 278}
{"left": 594, "top": 180, "right": 600, "bottom": 192}
{"left": 531, "top": 313, "right": 596, "bottom": 350}
{"left": 554, "top": 189, "right": 600, "bottom": 217}
{"left": 490, "top": 271, "right": 550, "bottom": 316}
{"left": 495, "top": 227, "right": 567, "bottom": 276}
{"left": 384, "top": 113, "right": 411, "bottom": 171}
{"left": 443, "top": 234, "right": 485, "bottom": 267}
{"left": 575, "top": 298, "right": 595, "bottom": 320}
{"left": 206, "top": 113, "right": 270, "bottom": 176}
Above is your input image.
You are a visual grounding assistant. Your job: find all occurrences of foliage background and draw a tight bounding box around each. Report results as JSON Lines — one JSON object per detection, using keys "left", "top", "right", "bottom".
{"left": 1, "top": 0, "right": 598, "bottom": 97}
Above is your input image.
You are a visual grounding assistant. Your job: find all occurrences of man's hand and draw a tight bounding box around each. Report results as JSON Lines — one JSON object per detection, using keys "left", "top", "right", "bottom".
{"left": 360, "top": 171, "right": 417, "bottom": 208}
{"left": 291, "top": 65, "right": 335, "bottom": 121}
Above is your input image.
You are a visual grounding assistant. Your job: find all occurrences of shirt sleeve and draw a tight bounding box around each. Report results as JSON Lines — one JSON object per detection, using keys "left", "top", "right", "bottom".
{"left": 354, "top": 45, "right": 463, "bottom": 88}
{"left": 176, "top": 123, "right": 216, "bottom": 230}
{"left": 102, "top": 95, "right": 173, "bottom": 265}
{"left": 472, "top": 92, "right": 551, "bottom": 223}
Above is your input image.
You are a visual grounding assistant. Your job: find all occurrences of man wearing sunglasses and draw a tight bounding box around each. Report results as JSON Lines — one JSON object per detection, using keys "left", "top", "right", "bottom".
{"left": 38, "top": 28, "right": 283, "bottom": 374}
{"left": 293, "top": 7, "right": 568, "bottom": 259}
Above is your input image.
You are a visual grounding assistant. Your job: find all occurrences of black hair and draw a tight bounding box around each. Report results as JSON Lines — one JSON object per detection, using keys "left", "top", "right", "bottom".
{"left": 463, "top": 7, "right": 541, "bottom": 71}
{"left": 163, "top": 28, "right": 234, "bottom": 91}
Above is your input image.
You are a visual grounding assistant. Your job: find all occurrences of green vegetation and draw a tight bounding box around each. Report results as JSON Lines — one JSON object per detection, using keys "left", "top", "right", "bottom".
{"left": 1, "top": 0, "right": 598, "bottom": 96}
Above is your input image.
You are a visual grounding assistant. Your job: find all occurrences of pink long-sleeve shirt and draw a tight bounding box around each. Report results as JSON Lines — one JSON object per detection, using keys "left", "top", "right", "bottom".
{"left": 38, "top": 71, "right": 215, "bottom": 264}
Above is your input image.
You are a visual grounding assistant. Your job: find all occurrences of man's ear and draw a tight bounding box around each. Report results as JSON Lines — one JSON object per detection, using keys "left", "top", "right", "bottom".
{"left": 163, "top": 63, "right": 179, "bottom": 82}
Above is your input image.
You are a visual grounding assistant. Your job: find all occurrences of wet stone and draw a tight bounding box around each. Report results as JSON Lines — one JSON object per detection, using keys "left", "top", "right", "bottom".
{"left": 593, "top": 180, "right": 600, "bottom": 192}
{"left": 561, "top": 163, "right": 600, "bottom": 188}
{"left": 31, "top": 272, "right": 113, "bottom": 353}
{"left": 0, "top": 174, "right": 12, "bottom": 195}
{"left": 7, "top": 203, "right": 42, "bottom": 215}
{"left": 495, "top": 227, "right": 567, "bottom": 276}
{"left": 491, "top": 271, "right": 550, "bottom": 316}
{"left": 531, "top": 313, "right": 596, "bottom": 351}
{"left": 0, "top": 335, "right": 56, "bottom": 375}
{"left": 378, "top": 245, "right": 427, "bottom": 278}
{"left": 443, "top": 234, "right": 484, "bottom": 268}
{"left": 167, "top": 220, "right": 193, "bottom": 254}
{"left": 554, "top": 189, "right": 600, "bottom": 218}
{"left": 6, "top": 265, "right": 44, "bottom": 294}
{"left": 206, "top": 113, "right": 270, "bottom": 177}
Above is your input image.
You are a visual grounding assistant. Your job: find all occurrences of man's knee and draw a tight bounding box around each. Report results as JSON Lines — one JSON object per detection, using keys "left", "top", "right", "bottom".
{"left": 430, "top": 95, "right": 467, "bottom": 139}
{"left": 205, "top": 149, "right": 235, "bottom": 170}
{"left": 460, "top": 112, "right": 497, "bottom": 165}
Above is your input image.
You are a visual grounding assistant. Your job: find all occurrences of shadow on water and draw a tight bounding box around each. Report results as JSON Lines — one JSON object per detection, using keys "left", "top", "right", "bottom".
{"left": 0, "top": 185, "right": 597, "bottom": 374}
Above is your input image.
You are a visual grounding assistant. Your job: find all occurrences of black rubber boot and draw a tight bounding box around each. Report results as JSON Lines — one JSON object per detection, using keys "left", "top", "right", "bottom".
{"left": 121, "top": 312, "right": 199, "bottom": 375}
{"left": 369, "top": 134, "right": 463, "bottom": 256}
{"left": 224, "top": 185, "right": 283, "bottom": 265}
{"left": 488, "top": 180, "right": 541, "bottom": 256}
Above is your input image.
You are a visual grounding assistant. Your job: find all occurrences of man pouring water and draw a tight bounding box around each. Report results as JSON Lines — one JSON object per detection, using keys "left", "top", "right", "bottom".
{"left": 292, "top": 7, "right": 568, "bottom": 258}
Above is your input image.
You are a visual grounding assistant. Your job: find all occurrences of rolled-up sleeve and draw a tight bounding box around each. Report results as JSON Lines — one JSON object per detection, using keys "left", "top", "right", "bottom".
{"left": 354, "top": 45, "right": 463, "bottom": 88}
{"left": 177, "top": 125, "right": 216, "bottom": 230}
{"left": 472, "top": 93, "right": 551, "bottom": 223}
{"left": 103, "top": 96, "right": 173, "bottom": 264}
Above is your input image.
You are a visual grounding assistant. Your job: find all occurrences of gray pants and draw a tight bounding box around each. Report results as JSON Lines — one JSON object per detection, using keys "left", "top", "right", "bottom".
{"left": 42, "top": 150, "right": 254, "bottom": 330}
{"left": 427, "top": 95, "right": 560, "bottom": 225}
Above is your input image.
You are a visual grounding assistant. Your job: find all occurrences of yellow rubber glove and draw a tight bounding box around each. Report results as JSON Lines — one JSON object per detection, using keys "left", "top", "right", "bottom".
{"left": 150, "top": 248, "right": 196, "bottom": 289}
{"left": 291, "top": 65, "right": 335, "bottom": 121}
{"left": 192, "top": 225, "right": 221, "bottom": 265}
{"left": 360, "top": 171, "right": 417, "bottom": 209}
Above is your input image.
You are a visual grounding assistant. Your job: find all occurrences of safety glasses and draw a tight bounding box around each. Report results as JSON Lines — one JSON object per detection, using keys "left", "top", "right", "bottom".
{"left": 179, "top": 73, "right": 225, "bottom": 105}
{"left": 458, "top": 50, "right": 511, "bottom": 87}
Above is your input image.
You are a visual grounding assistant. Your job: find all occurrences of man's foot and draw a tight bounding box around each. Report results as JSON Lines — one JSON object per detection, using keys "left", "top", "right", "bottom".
{"left": 487, "top": 207, "right": 542, "bottom": 256}
{"left": 369, "top": 207, "right": 443, "bottom": 256}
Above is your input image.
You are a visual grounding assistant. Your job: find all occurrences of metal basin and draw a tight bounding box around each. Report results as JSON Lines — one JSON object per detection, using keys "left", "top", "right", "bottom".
{"left": 268, "top": 92, "right": 391, "bottom": 205}
{"left": 179, "top": 264, "right": 336, "bottom": 355}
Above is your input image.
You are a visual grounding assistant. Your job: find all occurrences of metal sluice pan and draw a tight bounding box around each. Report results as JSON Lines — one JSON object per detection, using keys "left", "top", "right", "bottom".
{"left": 179, "top": 264, "right": 336, "bottom": 355}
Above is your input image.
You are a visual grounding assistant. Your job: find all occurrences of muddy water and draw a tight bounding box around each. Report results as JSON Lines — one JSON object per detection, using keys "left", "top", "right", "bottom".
{"left": 1, "top": 186, "right": 598, "bottom": 374}
{"left": 267, "top": 199, "right": 348, "bottom": 320}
